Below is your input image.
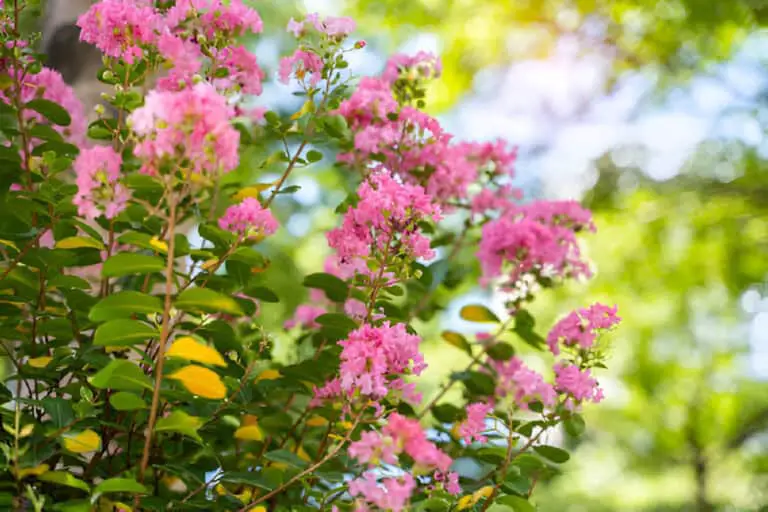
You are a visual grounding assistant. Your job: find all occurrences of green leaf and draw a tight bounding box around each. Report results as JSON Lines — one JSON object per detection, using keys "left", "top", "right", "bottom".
{"left": 431, "top": 403, "right": 462, "bottom": 423}
{"left": 414, "top": 498, "right": 450, "bottom": 511}
{"left": 486, "top": 505, "right": 515, "bottom": 512}
{"left": 90, "top": 360, "right": 152, "bottom": 391}
{"left": 264, "top": 449, "right": 309, "bottom": 469}
{"left": 441, "top": 330, "right": 472, "bottom": 355}
{"left": 502, "top": 474, "right": 532, "bottom": 496}
{"left": 460, "top": 304, "right": 500, "bottom": 323}
{"left": 40, "top": 398, "right": 74, "bottom": 429}
{"left": 93, "top": 477, "right": 147, "bottom": 496}
{"left": 314, "top": 313, "right": 358, "bottom": 332}
{"left": 219, "top": 472, "right": 275, "bottom": 491}
{"left": 497, "top": 495, "right": 536, "bottom": 512}
{"left": 101, "top": 253, "right": 164, "bottom": 277}
{"left": 25, "top": 99, "right": 71, "bottom": 126}
{"left": 89, "top": 291, "right": 163, "bottom": 322}
{"left": 155, "top": 410, "right": 202, "bottom": 441}
{"left": 533, "top": 445, "right": 570, "bottom": 464}
{"left": 487, "top": 342, "right": 515, "bottom": 360}
{"left": 564, "top": 414, "right": 586, "bottom": 437}
{"left": 306, "top": 149, "right": 323, "bottom": 162}
{"left": 93, "top": 319, "right": 158, "bottom": 347}
{"left": 109, "top": 391, "right": 147, "bottom": 411}
{"left": 29, "top": 123, "right": 64, "bottom": 142}
{"left": 175, "top": 288, "right": 244, "bottom": 316}
{"left": 513, "top": 310, "right": 545, "bottom": 350}
{"left": 39, "top": 471, "right": 90, "bottom": 493}
{"left": 244, "top": 285, "right": 279, "bottom": 303}
{"left": 302, "top": 272, "right": 349, "bottom": 302}
{"left": 465, "top": 370, "right": 496, "bottom": 395}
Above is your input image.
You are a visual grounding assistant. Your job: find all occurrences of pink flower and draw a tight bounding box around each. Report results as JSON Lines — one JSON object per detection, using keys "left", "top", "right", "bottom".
{"left": 310, "top": 378, "right": 343, "bottom": 407}
{"left": 73, "top": 146, "right": 129, "bottom": 220}
{"left": 321, "top": 16, "right": 356, "bottom": 37}
{"left": 326, "top": 171, "right": 441, "bottom": 265}
{"left": 212, "top": 45, "right": 265, "bottom": 96}
{"left": 492, "top": 357, "right": 556, "bottom": 410}
{"left": 546, "top": 303, "right": 621, "bottom": 355}
{"left": 283, "top": 305, "right": 325, "bottom": 330}
{"left": 554, "top": 363, "right": 603, "bottom": 410}
{"left": 278, "top": 49, "right": 324, "bottom": 87}
{"left": 435, "top": 471, "right": 461, "bottom": 495}
{"left": 286, "top": 17, "right": 304, "bottom": 37}
{"left": 349, "top": 472, "right": 416, "bottom": 512}
{"left": 219, "top": 198, "right": 278, "bottom": 238}
{"left": 382, "top": 51, "right": 442, "bottom": 85}
{"left": 77, "top": 0, "right": 162, "bottom": 64}
{"left": 338, "top": 322, "right": 425, "bottom": 399}
{"left": 156, "top": 32, "right": 202, "bottom": 90}
{"left": 128, "top": 82, "right": 239, "bottom": 176}
{"left": 384, "top": 413, "right": 452, "bottom": 472}
{"left": 349, "top": 431, "right": 398, "bottom": 466}
{"left": 458, "top": 402, "right": 493, "bottom": 444}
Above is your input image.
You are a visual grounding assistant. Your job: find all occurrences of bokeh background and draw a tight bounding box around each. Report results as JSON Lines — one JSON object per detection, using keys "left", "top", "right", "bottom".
{"left": 36, "top": 0, "right": 768, "bottom": 510}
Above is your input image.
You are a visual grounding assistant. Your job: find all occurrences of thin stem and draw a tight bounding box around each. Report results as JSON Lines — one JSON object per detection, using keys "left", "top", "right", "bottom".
{"left": 417, "top": 316, "right": 514, "bottom": 418}
{"left": 138, "top": 192, "right": 178, "bottom": 485}
{"left": 237, "top": 410, "right": 364, "bottom": 511}
{"left": 0, "top": 228, "right": 49, "bottom": 281}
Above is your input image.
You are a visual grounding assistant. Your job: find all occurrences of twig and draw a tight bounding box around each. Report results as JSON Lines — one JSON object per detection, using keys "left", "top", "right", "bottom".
{"left": 138, "top": 191, "right": 178, "bottom": 485}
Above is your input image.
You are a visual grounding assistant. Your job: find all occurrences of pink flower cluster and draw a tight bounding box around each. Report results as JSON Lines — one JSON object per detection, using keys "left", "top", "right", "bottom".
{"left": 554, "top": 363, "right": 604, "bottom": 410}
{"left": 77, "top": 0, "right": 161, "bottom": 64}
{"left": 338, "top": 322, "right": 426, "bottom": 399}
{"left": 334, "top": 66, "right": 518, "bottom": 204}
{"left": 278, "top": 49, "right": 324, "bottom": 87}
{"left": 458, "top": 402, "right": 493, "bottom": 444}
{"left": 326, "top": 172, "right": 441, "bottom": 270}
{"left": 348, "top": 413, "right": 455, "bottom": 510}
{"left": 381, "top": 51, "right": 442, "bottom": 85}
{"left": 73, "top": 146, "right": 129, "bottom": 220}
{"left": 492, "top": 357, "right": 557, "bottom": 410}
{"left": 218, "top": 197, "right": 278, "bottom": 239}
{"left": 349, "top": 472, "right": 416, "bottom": 512}
{"left": 286, "top": 13, "right": 356, "bottom": 39}
{"left": 128, "top": 82, "right": 239, "bottom": 176}
{"left": 78, "top": 0, "right": 264, "bottom": 95}
{"left": 477, "top": 200, "right": 596, "bottom": 288}
{"left": 546, "top": 302, "right": 621, "bottom": 355}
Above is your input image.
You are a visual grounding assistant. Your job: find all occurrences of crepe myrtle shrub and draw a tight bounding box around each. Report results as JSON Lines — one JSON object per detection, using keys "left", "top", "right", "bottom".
{"left": 0, "top": 1, "right": 620, "bottom": 511}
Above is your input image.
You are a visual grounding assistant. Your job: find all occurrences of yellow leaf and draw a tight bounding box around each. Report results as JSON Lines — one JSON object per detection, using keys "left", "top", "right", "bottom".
{"left": 162, "top": 476, "right": 187, "bottom": 493}
{"left": 290, "top": 99, "right": 315, "bottom": 120}
{"left": 472, "top": 485, "right": 494, "bottom": 503}
{"left": 19, "top": 424, "right": 34, "bottom": 438}
{"left": 63, "top": 430, "right": 101, "bottom": 453}
{"left": 105, "top": 346, "right": 130, "bottom": 354}
{"left": 113, "top": 503, "right": 133, "bottom": 512}
{"left": 232, "top": 184, "right": 274, "bottom": 201}
{"left": 459, "top": 305, "right": 500, "bottom": 323}
{"left": 457, "top": 495, "right": 475, "bottom": 510}
{"left": 306, "top": 416, "right": 328, "bottom": 427}
{"left": 234, "top": 425, "right": 264, "bottom": 441}
{"left": 55, "top": 236, "right": 104, "bottom": 250}
{"left": 167, "top": 337, "right": 227, "bottom": 367}
{"left": 149, "top": 237, "right": 168, "bottom": 254}
{"left": 236, "top": 489, "right": 253, "bottom": 503}
{"left": 296, "top": 445, "right": 311, "bottom": 462}
{"left": 201, "top": 258, "right": 219, "bottom": 271}
{"left": 247, "top": 504, "right": 265, "bottom": 512}
{"left": 28, "top": 356, "right": 52, "bottom": 368}
{"left": 339, "top": 421, "right": 353, "bottom": 430}
{"left": 215, "top": 484, "right": 227, "bottom": 496}
{"left": 169, "top": 365, "right": 227, "bottom": 399}
{"left": 13, "top": 464, "right": 49, "bottom": 479}
{"left": 0, "top": 239, "right": 19, "bottom": 251}
{"left": 241, "top": 414, "right": 259, "bottom": 426}
{"left": 254, "top": 369, "right": 280, "bottom": 382}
